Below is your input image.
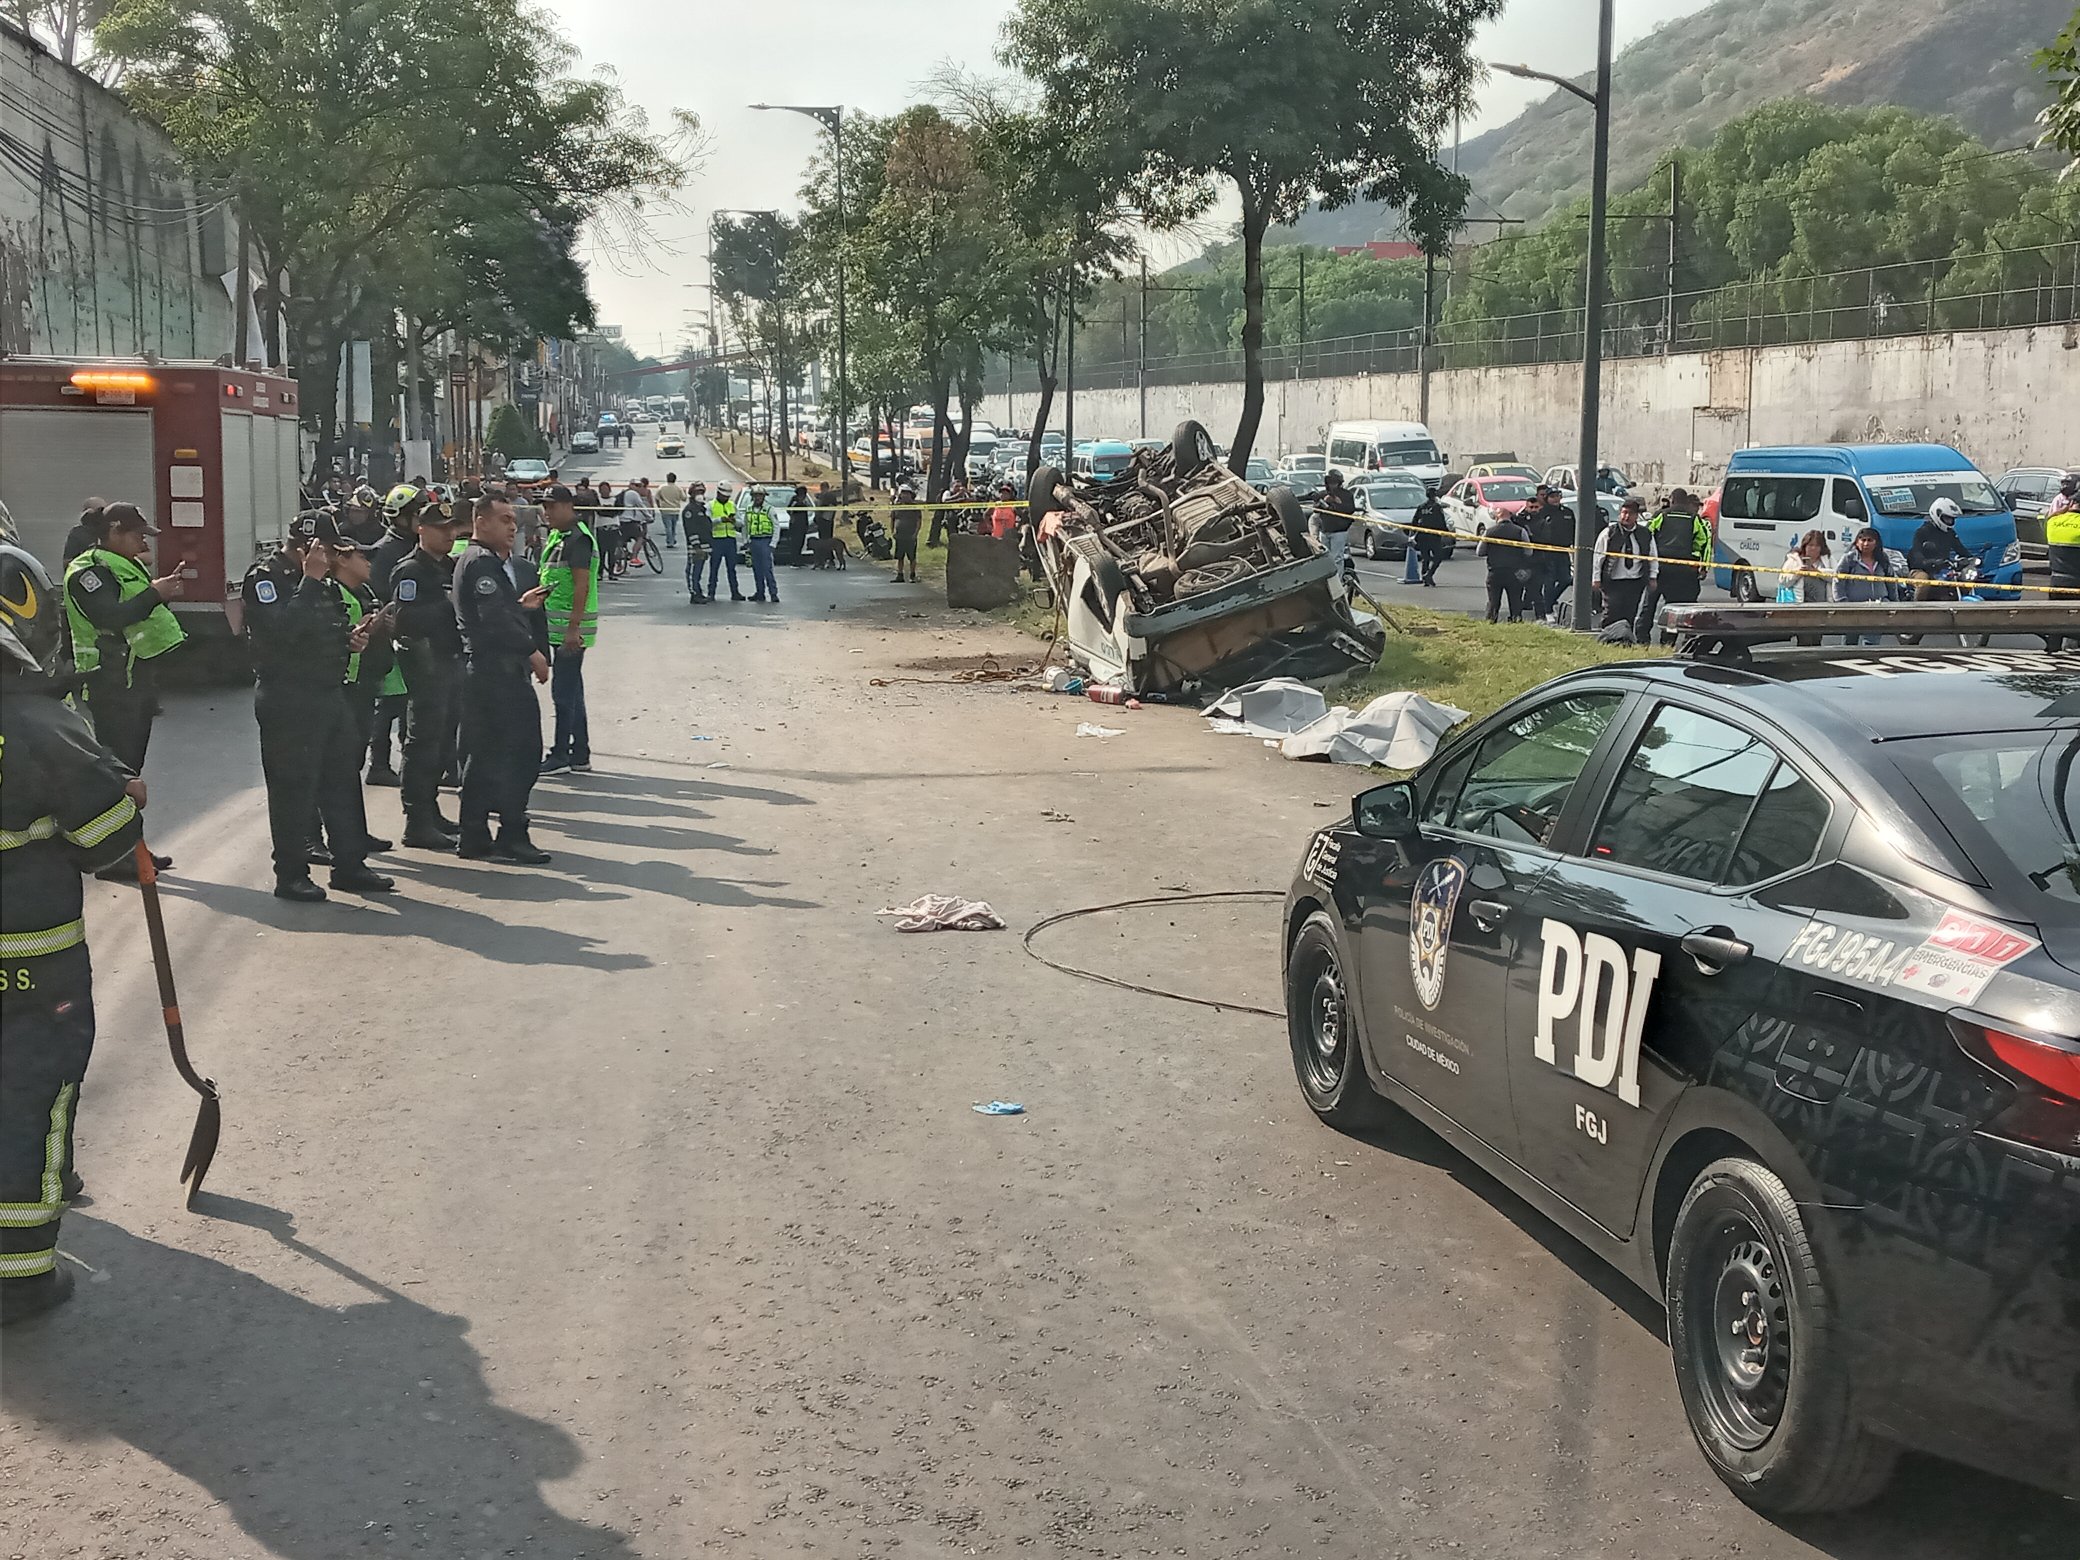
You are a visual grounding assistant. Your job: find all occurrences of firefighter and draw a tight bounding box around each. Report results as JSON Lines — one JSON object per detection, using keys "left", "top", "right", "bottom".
{"left": 388, "top": 499, "right": 467, "bottom": 849}
{"left": 61, "top": 502, "right": 185, "bottom": 879}
{"left": 453, "top": 491, "right": 553, "bottom": 863}
{"left": 241, "top": 515, "right": 393, "bottom": 901}
{"left": 743, "top": 486, "right": 780, "bottom": 603}
{"left": 706, "top": 482, "right": 744, "bottom": 602}
{"left": 1, "top": 543, "right": 148, "bottom": 1325}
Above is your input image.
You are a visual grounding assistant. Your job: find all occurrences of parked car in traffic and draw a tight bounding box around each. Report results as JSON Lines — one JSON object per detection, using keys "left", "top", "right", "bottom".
{"left": 1440, "top": 475, "right": 1537, "bottom": 538}
{"left": 1349, "top": 473, "right": 1431, "bottom": 559}
{"left": 1324, "top": 420, "right": 1449, "bottom": 489}
{"left": 1243, "top": 457, "right": 1277, "bottom": 490}
{"left": 1466, "top": 460, "right": 1540, "bottom": 484}
{"left": 1993, "top": 465, "right": 2080, "bottom": 555}
{"left": 1275, "top": 452, "right": 1329, "bottom": 487}
{"left": 1544, "top": 462, "right": 1631, "bottom": 496}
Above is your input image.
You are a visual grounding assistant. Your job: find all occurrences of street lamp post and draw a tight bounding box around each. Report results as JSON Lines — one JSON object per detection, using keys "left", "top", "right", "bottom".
{"left": 753, "top": 103, "right": 848, "bottom": 485}
{"left": 1496, "top": 0, "right": 1614, "bottom": 634}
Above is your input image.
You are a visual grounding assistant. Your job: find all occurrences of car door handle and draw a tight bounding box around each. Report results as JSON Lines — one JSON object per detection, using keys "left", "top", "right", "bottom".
{"left": 1681, "top": 928, "right": 1752, "bottom": 974}
{"left": 1468, "top": 899, "right": 1508, "bottom": 933}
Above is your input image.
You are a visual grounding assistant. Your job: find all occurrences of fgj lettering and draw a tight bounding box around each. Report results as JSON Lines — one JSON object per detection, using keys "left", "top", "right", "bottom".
{"left": 1534, "top": 920, "right": 1660, "bottom": 1109}
{"left": 1574, "top": 1102, "right": 1609, "bottom": 1145}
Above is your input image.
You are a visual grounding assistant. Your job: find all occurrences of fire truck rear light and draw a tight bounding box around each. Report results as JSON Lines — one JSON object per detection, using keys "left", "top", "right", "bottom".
{"left": 70, "top": 369, "right": 155, "bottom": 393}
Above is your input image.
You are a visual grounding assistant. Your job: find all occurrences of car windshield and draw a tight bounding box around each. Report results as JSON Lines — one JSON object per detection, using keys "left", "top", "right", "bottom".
{"left": 1894, "top": 731, "right": 2080, "bottom": 929}
{"left": 1477, "top": 480, "right": 1535, "bottom": 502}
{"left": 1089, "top": 453, "right": 1131, "bottom": 476}
{"left": 1360, "top": 481, "right": 1425, "bottom": 508}
{"left": 1376, "top": 440, "right": 1440, "bottom": 467}
{"left": 1246, "top": 460, "right": 1275, "bottom": 481}
{"left": 1865, "top": 475, "right": 2005, "bottom": 517}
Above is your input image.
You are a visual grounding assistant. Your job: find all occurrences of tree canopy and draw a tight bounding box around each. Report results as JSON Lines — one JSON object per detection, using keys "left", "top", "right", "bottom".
{"left": 1003, "top": 0, "right": 1501, "bottom": 467}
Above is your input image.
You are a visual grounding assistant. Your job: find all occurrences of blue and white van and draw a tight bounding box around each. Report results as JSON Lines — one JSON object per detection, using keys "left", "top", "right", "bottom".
{"left": 1711, "top": 443, "right": 2023, "bottom": 600}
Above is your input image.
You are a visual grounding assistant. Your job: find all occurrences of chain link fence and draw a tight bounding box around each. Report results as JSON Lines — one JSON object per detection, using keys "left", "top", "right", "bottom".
{"left": 1027, "top": 241, "right": 2078, "bottom": 394}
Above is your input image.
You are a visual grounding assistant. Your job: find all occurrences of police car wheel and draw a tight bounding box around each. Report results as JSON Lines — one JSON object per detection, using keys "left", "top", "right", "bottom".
{"left": 1665, "top": 1158, "right": 1897, "bottom": 1514}
{"left": 1285, "top": 912, "right": 1390, "bottom": 1130}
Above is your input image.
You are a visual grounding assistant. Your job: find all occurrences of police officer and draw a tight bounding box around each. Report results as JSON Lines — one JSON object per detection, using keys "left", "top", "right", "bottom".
{"left": 454, "top": 491, "right": 553, "bottom": 863}
{"left": 363, "top": 485, "right": 423, "bottom": 785}
{"left": 743, "top": 485, "right": 780, "bottom": 604}
{"left": 1, "top": 543, "right": 149, "bottom": 1324}
{"left": 242, "top": 515, "right": 394, "bottom": 901}
{"left": 683, "top": 481, "right": 713, "bottom": 604}
{"left": 388, "top": 498, "right": 467, "bottom": 849}
{"left": 331, "top": 529, "right": 396, "bottom": 857}
{"left": 61, "top": 499, "right": 109, "bottom": 565}
{"left": 538, "top": 485, "right": 598, "bottom": 774}
{"left": 706, "top": 482, "right": 744, "bottom": 602}
{"left": 62, "top": 500, "right": 187, "bottom": 796}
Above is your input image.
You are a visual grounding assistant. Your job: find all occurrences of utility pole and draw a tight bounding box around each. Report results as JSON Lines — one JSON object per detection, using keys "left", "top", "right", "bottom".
{"left": 1664, "top": 160, "right": 1681, "bottom": 355}
{"left": 1137, "top": 256, "right": 1149, "bottom": 439}
{"left": 1497, "top": 3, "right": 1614, "bottom": 634}
{"left": 1296, "top": 248, "right": 1307, "bottom": 380}
{"left": 1063, "top": 282, "right": 1076, "bottom": 462}
{"left": 1419, "top": 250, "right": 1436, "bottom": 425}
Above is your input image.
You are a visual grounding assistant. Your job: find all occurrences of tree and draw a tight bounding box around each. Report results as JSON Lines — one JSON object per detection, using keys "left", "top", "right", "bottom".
{"left": 95, "top": 0, "right": 697, "bottom": 468}
{"left": 1004, "top": 0, "right": 1500, "bottom": 468}
{"left": 2040, "top": 10, "right": 2080, "bottom": 178}
{"left": 712, "top": 213, "right": 810, "bottom": 477}
{"left": 485, "top": 402, "right": 546, "bottom": 463}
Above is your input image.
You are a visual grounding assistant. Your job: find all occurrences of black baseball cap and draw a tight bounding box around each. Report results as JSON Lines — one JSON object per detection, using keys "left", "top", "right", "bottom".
{"left": 287, "top": 510, "right": 325, "bottom": 544}
{"left": 315, "top": 513, "right": 361, "bottom": 551}
{"left": 542, "top": 483, "right": 576, "bottom": 504}
{"left": 104, "top": 501, "right": 158, "bottom": 536}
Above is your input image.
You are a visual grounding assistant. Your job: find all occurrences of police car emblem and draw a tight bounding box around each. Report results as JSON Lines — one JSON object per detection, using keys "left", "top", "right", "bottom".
{"left": 1409, "top": 857, "right": 1469, "bottom": 1011}
{"left": 395, "top": 578, "right": 417, "bottom": 602}
{"left": 254, "top": 579, "right": 277, "bottom": 604}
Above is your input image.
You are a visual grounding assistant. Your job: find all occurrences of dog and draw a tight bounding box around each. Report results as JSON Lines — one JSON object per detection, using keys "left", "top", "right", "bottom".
{"left": 811, "top": 534, "right": 850, "bottom": 570}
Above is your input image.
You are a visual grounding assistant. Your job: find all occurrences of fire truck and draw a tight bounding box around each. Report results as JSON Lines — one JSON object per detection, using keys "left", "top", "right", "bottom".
{"left": 0, "top": 356, "right": 305, "bottom": 651}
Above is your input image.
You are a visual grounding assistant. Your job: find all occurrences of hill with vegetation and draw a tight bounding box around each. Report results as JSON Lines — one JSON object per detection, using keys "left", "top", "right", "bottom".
{"left": 1285, "top": 0, "right": 2069, "bottom": 246}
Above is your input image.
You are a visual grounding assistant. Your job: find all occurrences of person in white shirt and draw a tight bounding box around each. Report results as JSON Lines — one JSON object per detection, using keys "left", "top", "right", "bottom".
{"left": 1592, "top": 496, "right": 1658, "bottom": 631}
{"left": 654, "top": 472, "right": 687, "bottom": 548}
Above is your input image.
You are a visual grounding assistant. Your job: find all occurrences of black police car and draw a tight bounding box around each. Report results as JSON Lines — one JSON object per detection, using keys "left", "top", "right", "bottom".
{"left": 1282, "top": 618, "right": 2079, "bottom": 1516}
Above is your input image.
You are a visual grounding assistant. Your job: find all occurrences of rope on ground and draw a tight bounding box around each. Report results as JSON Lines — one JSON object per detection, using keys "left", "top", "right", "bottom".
{"left": 1021, "top": 889, "right": 1288, "bottom": 1020}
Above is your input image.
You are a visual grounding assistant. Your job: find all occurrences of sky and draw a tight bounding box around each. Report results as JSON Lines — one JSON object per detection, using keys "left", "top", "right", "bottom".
{"left": 556, "top": 0, "right": 1714, "bottom": 356}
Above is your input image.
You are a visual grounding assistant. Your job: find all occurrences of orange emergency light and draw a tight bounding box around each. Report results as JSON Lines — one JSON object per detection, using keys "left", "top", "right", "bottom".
{"left": 69, "top": 368, "right": 157, "bottom": 393}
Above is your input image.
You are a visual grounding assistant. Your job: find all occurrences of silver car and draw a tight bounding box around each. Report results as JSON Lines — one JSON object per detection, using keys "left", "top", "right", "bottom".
{"left": 1351, "top": 475, "right": 1430, "bottom": 559}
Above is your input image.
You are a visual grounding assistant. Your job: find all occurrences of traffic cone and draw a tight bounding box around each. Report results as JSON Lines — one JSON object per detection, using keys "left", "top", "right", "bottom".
{"left": 1402, "top": 545, "right": 1421, "bottom": 584}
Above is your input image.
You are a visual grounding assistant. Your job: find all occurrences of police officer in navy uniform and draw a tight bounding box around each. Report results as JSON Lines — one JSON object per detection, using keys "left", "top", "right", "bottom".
{"left": 387, "top": 498, "right": 467, "bottom": 849}
{"left": 0, "top": 543, "right": 149, "bottom": 1325}
{"left": 242, "top": 514, "right": 394, "bottom": 901}
{"left": 453, "top": 489, "right": 553, "bottom": 863}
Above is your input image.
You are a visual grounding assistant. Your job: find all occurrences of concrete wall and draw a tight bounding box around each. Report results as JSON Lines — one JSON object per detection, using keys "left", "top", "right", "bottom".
{"left": 1001, "top": 324, "right": 2078, "bottom": 486}
{"left": 0, "top": 19, "right": 241, "bottom": 360}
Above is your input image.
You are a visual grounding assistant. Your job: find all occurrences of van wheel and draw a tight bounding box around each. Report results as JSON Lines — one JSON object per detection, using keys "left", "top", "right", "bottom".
{"left": 1171, "top": 420, "right": 1216, "bottom": 477}
{"left": 1665, "top": 1157, "right": 1897, "bottom": 1515}
{"left": 1730, "top": 567, "right": 1760, "bottom": 604}
{"left": 1026, "top": 465, "right": 1066, "bottom": 529}
{"left": 1285, "top": 912, "right": 1390, "bottom": 1130}
{"left": 1268, "top": 485, "right": 1311, "bottom": 553}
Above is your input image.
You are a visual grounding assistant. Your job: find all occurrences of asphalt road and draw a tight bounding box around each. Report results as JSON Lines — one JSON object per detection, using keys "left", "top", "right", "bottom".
{"left": 2, "top": 434, "right": 2071, "bottom": 1558}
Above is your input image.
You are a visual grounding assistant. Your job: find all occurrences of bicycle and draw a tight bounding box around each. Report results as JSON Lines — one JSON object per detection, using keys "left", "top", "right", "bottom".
{"left": 607, "top": 514, "right": 662, "bottom": 578}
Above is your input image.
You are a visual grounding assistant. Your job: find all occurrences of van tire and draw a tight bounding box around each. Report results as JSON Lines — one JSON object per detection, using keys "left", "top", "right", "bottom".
{"left": 1268, "top": 485, "right": 1311, "bottom": 553}
{"left": 1172, "top": 420, "right": 1216, "bottom": 478}
{"left": 1730, "top": 567, "right": 1760, "bottom": 604}
{"left": 1026, "top": 465, "right": 1066, "bottom": 528}
{"left": 1088, "top": 553, "right": 1131, "bottom": 623}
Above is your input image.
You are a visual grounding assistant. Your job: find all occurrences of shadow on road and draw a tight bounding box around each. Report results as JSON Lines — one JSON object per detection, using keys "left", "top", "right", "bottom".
{"left": 548, "top": 764, "right": 814, "bottom": 807}
{"left": 3, "top": 1207, "right": 637, "bottom": 1560}
{"left": 156, "top": 877, "right": 653, "bottom": 970}
{"left": 540, "top": 846, "right": 820, "bottom": 911}
{"left": 1341, "top": 1110, "right": 2078, "bottom": 1557}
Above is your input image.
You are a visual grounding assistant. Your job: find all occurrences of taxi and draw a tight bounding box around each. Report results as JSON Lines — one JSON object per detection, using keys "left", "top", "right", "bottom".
{"left": 1282, "top": 607, "right": 2079, "bottom": 1515}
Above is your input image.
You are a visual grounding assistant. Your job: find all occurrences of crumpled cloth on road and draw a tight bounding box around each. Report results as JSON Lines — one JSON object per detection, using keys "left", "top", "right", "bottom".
{"left": 1203, "top": 678, "right": 1467, "bottom": 767}
{"left": 877, "top": 895, "right": 1008, "bottom": 932}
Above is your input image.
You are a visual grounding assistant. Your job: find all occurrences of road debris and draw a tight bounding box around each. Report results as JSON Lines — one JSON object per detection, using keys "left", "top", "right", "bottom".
{"left": 972, "top": 1100, "right": 1026, "bottom": 1116}
{"left": 877, "top": 895, "right": 1007, "bottom": 932}
{"left": 1204, "top": 677, "right": 1465, "bottom": 766}
{"left": 1075, "top": 722, "right": 1126, "bottom": 739}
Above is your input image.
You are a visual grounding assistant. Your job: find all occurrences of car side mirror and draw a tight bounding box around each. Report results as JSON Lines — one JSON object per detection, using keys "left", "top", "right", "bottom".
{"left": 1353, "top": 781, "right": 1418, "bottom": 840}
{"left": 1842, "top": 497, "right": 1867, "bottom": 522}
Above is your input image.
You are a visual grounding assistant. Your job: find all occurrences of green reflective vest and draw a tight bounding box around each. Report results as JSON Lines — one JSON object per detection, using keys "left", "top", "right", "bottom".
{"left": 743, "top": 504, "right": 775, "bottom": 539}
{"left": 334, "top": 579, "right": 364, "bottom": 683}
{"left": 543, "top": 522, "right": 602, "bottom": 646}
{"left": 63, "top": 548, "right": 185, "bottom": 683}
{"left": 1648, "top": 510, "right": 1712, "bottom": 565}
{"left": 709, "top": 500, "right": 739, "bottom": 540}
{"left": 2046, "top": 504, "right": 2080, "bottom": 549}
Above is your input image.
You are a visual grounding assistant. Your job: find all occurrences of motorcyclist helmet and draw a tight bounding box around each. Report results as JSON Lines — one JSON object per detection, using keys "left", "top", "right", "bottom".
{"left": 0, "top": 543, "right": 64, "bottom": 677}
{"left": 1929, "top": 497, "right": 1961, "bottom": 527}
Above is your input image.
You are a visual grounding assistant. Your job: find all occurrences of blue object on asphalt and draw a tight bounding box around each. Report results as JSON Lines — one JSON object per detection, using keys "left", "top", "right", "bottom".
{"left": 972, "top": 1100, "right": 1026, "bottom": 1116}
{"left": 1403, "top": 546, "right": 1422, "bottom": 584}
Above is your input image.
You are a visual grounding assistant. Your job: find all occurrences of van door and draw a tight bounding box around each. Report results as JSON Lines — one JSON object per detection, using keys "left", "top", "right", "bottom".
{"left": 1716, "top": 472, "right": 1826, "bottom": 587}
